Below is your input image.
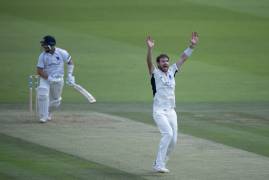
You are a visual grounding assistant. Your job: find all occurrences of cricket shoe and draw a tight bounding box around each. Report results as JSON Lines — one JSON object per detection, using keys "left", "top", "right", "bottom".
{"left": 47, "top": 114, "right": 52, "bottom": 121}
{"left": 39, "top": 118, "right": 47, "bottom": 123}
{"left": 153, "top": 166, "right": 170, "bottom": 173}
{"left": 153, "top": 162, "right": 170, "bottom": 173}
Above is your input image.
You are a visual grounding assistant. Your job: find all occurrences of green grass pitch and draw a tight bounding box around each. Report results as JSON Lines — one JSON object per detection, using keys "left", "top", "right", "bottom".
{"left": 0, "top": 133, "right": 144, "bottom": 180}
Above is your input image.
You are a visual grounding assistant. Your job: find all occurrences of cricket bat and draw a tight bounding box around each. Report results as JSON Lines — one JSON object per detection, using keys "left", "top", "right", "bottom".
{"left": 71, "top": 83, "right": 96, "bottom": 103}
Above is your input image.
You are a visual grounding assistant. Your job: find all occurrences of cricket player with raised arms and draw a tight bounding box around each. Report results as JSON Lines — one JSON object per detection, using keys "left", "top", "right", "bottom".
{"left": 146, "top": 32, "right": 199, "bottom": 173}
{"left": 37, "top": 35, "right": 75, "bottom": 123}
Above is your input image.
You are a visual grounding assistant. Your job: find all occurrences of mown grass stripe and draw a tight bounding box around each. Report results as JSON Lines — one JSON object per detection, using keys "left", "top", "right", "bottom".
{"left": 0, "top": 133, "right": 145, "bottom": 180}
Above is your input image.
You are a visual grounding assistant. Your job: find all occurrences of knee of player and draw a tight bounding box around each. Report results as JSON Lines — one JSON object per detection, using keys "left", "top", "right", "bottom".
{"left": 50, "top": 102, "right": 61, "bottom": 108}
{"left": 38, "top": 87, "right": 49, "bottom": 99}
{"left": 49, "top": 97, "right": 62, "bottom": 108}
{"left": 163, "top": 130, "right": 173, "bottom": 139}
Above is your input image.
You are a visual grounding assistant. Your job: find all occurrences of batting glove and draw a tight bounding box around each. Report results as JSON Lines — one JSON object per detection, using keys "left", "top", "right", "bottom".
{"left": 66, "top": 74, "right": 75, "bottom": 86}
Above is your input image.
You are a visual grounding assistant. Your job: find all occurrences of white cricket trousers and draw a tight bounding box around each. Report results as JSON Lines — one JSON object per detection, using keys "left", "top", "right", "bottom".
{"left": 38, "top": 78, "right": 64, "bottom": 119}
{"left": 153, "top": 108, "right": 178, "bottom": 168}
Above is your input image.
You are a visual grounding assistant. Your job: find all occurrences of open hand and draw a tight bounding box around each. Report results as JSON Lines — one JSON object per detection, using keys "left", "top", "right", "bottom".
{"left": 146, "top": 36, "right": 154, "bottom": 49}
{"left": 190, "top": 32, "right": 199, "bottom": 47}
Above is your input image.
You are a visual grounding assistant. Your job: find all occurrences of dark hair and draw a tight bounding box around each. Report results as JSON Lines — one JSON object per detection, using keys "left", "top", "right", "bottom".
{"left": 156, "top": 54, "right": 169, "bottom": 63}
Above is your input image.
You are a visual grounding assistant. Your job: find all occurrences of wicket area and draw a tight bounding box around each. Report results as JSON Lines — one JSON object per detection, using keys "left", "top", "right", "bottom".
{"left": 28, "top": 75, "right": 39, "bottom": 113}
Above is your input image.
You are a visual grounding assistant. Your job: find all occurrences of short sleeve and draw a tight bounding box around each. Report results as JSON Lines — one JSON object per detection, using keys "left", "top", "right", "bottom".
{"left": 60, "top": 49, "right": 71, "bottom": 63}
{"left": 152, "top": 66, "right": 158, "bottom": 75}
{"left": 37, "top": 54, "right": 45, "bottom": 68}
{"left": 170, "top": 63, "right": 180, "bottom": 76}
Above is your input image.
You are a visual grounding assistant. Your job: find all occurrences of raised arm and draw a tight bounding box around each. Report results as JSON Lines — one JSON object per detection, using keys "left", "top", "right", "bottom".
{"left": 176, "top": 32, "right": 199, "bottom": 68}
{"left": 146, "top": 36, "right": 155, "bottom": 75}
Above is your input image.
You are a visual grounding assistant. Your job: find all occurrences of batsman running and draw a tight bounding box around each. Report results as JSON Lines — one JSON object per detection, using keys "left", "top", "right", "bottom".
{"left": 36, "top": 35, "right": 75, "bottom": 123}
{"left": 146, "top": 32, "right": 199, "bottom": 173}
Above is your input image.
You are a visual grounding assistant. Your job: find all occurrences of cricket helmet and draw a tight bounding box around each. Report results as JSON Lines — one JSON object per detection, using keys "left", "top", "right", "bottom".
{"left": 40, "top": 35, "right": 56, "bottom": 47}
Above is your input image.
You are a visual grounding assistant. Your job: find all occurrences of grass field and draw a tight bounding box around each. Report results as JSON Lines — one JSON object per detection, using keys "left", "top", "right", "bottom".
{"left": 0, "top": 108, "right": 269, "bottom": 180}
{"left": 0, "top": 0, "right": 269, "bottom": 179}
{"left": 0, "top": 133, "right": 144, "bottom": 180}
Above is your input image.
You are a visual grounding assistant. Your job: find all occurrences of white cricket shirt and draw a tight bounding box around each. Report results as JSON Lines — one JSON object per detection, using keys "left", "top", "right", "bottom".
{"left": 37, "top": 47, "right": 71, "bottom": 78}
{"left": 151, "top": 63, "right": 180, "bottom": 110}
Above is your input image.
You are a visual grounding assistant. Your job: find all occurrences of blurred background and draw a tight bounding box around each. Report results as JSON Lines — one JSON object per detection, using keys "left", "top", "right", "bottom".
{"left": 0, "top": 0, "right": 268, "bottom": 103}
